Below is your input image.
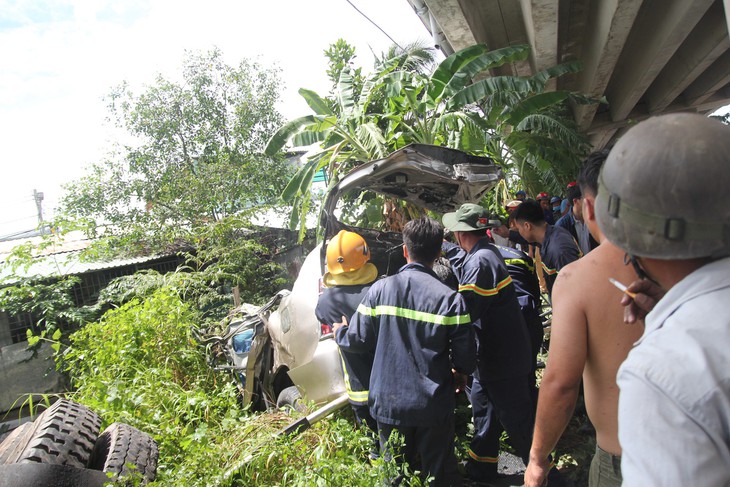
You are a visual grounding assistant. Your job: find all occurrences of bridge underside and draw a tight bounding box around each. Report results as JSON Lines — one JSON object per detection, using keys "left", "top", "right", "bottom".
{"left": 406, "top": 0, "right": 730, "bottom": 148}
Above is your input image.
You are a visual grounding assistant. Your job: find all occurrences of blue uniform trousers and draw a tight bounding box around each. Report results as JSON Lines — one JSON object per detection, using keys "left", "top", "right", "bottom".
{"left": 378, "top": 415, "right": 461, "bottom": 486}
{"left": 467, "top": 375, "right": 534, "bottom": 477}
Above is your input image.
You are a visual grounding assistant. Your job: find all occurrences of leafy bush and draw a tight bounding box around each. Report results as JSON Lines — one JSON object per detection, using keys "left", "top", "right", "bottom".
{"left": 59, "top": 287, "right": 417, "bottom": 486}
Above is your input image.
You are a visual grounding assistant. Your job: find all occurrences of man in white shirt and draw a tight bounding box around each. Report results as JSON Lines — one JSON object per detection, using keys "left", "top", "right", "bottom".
{"left": 595, "top": 113, "right": 730, "bottom": 486}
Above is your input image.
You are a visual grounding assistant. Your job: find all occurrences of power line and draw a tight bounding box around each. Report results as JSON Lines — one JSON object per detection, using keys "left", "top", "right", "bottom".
{"left": 345, "top": 0, "right": 403, "bottom": 50}
{"left": 0, "top": 215, "right": 38, "bottom": 225}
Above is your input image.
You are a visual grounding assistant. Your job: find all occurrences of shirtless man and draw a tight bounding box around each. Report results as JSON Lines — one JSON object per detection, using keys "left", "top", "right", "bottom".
{"left": 524, "top": 152, "right": 644, "bottom": 487}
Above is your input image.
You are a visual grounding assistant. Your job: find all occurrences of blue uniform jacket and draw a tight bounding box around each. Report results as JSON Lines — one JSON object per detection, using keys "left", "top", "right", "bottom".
{"left": 315, "top": 284, "right": 373, "bottom": 404}
{"left": 443, "top": 239, "right": 531, "bottom": 381}
{"left": 539, "top": 225, "right": 581, "bottom": 295}
{"left": 335, "top": 263, "right": 476, "bottom": 427}
{"left": 495, "top": 245, "right": 540, "bottom": 313}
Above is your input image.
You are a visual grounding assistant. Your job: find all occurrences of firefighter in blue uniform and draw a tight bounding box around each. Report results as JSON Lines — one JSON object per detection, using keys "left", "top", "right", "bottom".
{"left": 441, "top": 204, "right": 535, "bottom": 482}
{"left": 489, "top": 218, "right": 544, "bottom": 400}
{"left": 513, "top": 199, "right": 581, "bottom": 296}
{"left": 315, "top": 230, "right": 378, "bottom": 432}
{"left": 334, "top": 217, "right": 476, "bottom": 486}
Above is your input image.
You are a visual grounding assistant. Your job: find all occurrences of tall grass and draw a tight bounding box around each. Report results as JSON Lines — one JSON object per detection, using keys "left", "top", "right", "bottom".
{"left": 58, "top": 287, "right": 421, "bottom": 486}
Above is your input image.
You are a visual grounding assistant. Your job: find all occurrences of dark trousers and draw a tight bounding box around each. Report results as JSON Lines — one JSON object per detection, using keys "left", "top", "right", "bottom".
{"left": 352, "top": 403, "right": 378, "bottom": 433}
{"left": 524, "top": 309, "right": 544, "bottom": 405}
{"left": 467, "top": 375, "right": 534, "bottom": 477}
{"left": 378, "top": 415, "right": 461, "bottom": 486}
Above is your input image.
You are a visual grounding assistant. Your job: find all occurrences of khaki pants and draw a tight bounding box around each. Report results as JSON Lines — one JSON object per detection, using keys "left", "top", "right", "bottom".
{"left": 589, "top": 445, "right": 622, "bottom": 487}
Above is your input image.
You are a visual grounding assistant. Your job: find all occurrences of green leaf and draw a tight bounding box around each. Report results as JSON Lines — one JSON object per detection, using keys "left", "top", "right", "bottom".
{"left": 531, "top": 60, "right": 583, "bottom": 86}
{"left": 298, "top": 88, "right": 333, "bottom": 116}
{"left": 52, "top": 328, "right": 62, "bottom": 341}
{"left": 446, "top": 76, "right": 544, "bottom": 111}
{"left": 506, "top": 91, "right": 570, "bottom": 126}
{"left": 280, "top": 157, "right": 320, "bottom": 203}
{"left": 264, "top": 115, "right": 320, "bottom": 155}
{"left": 291, "top": 129, "right": 329, "bottom": 147}
{"left": 428, "top": 44, "right": 490, "bottom": 102}
{"left": 337, "top": 69, "right": 356, "bottom": 118}
{"left": 442, "top": 45, "right": 531, "bottom": 98}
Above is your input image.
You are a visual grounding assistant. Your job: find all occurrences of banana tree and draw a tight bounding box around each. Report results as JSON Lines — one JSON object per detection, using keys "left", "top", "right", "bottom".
{"left": 266, "top": 43, "right": 598, "bottom": 237}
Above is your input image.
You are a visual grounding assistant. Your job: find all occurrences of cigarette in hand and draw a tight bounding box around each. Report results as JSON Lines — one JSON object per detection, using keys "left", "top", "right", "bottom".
{"left": 609, "top": 277, "right": 637, "bottom": 299}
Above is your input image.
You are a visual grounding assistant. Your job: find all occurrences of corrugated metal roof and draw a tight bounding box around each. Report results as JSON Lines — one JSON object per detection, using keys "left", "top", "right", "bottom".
{"left": 0, "top": 234, "right": 171, "bottom": 283}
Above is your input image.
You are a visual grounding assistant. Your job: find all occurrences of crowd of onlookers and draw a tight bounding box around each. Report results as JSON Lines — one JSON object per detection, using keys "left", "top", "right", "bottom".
{"left": 316, "top": 113, "right": 730, "bottom": 486}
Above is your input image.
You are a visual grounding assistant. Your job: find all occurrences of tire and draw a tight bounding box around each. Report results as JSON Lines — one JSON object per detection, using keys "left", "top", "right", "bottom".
{"left": 11, "top": 399, "right": 102, "bottom": 468}
{"left": 277, "top": 385, "right": 305, "bottom": 413}
{"left": 88, "top": 422, "right": 158, "bottom": 485}
{"left": 0, "top": 422, "right": 34, "bottom": 465}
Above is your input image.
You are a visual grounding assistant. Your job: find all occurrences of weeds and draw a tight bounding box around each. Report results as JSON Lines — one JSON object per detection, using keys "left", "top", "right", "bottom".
{"left": 57, "top": 287, "right": 422, "bottom": 486}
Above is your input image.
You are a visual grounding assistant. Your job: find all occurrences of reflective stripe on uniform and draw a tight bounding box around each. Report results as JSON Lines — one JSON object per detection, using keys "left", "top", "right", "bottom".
{"left": 337, "top": 347, "right": 368, "bottom": 404}
{"left": 458, "top": 275, "right": 513, "bottom": 297}
{"left": 541, "top": 262, "right": 558, "bottom": 275}
{"left": 503, "top": 258, "right": 534, "bottom": 272}
{"left": 347, "top": 389, "right": 369, "bottom": 403}
{"left": 468, "top": 449, "right": 499, "bottom": 463}
{"left": 356, "top": 304, "right": 470, "bottom": 326}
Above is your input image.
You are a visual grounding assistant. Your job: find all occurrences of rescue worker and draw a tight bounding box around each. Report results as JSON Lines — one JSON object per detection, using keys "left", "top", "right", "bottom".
{"left": 489, "top": 219, "right": 543, "bottom": 401}
{"left": 556, "top": 180, "right": 599, "bottom": 255}
{"left": 315, "top": 230, "right": 378, "bottom": 432}
{"left": 536, "top": 192, "right": 555, "bottom": 224}
{"left": 513, "top": 200, "right": 581, "bottom": 296}
{"left": 334, "top": 217, "right": 476, "bottom": 486}
{"left": 595, "top": 113, "right": 730, "bottom": 485}
{"left": 441, "top": 204, "right": 538, "bottom": 483}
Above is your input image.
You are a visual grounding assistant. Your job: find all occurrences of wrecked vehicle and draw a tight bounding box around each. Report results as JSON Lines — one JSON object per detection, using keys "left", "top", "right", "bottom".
{"left": 201, "top": 144, "right": 502, "bottom": 412}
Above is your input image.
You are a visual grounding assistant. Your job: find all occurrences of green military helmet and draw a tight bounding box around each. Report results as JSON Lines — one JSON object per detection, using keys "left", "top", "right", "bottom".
{"left": 596, "top": 113, "right": 730, "bottom": 259}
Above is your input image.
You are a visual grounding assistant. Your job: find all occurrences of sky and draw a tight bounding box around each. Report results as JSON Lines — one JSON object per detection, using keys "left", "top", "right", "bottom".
{"left": 0, "top": 0, "right": 431, "bottom": 237}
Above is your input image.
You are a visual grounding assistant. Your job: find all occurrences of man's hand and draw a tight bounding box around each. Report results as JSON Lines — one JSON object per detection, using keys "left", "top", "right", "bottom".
{"left": 332, "top": 315, "right": 348, "bottom": 336}
{"left": 524, "top": 455, "right": 551, "bottom": 487}
{"left": 452, "top": 369, "right": 467, "bottom": 394}
{"left": 621, "top": 279, "right": 665, "bottom": 324}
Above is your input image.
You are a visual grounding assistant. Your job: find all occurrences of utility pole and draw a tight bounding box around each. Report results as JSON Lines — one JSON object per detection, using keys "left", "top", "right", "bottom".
{"left": 33, "top": 189, "right": 44, "bottom": 225}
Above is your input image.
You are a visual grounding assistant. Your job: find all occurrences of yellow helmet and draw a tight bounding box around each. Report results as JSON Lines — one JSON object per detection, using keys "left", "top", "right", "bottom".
{"left": 326, "top": 230, "right": 370, "bottom": 275}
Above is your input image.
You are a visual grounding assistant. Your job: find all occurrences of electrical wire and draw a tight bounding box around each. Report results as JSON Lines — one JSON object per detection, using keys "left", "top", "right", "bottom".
{"left": 345, "top": 0, "right": 403, "bottom": 50}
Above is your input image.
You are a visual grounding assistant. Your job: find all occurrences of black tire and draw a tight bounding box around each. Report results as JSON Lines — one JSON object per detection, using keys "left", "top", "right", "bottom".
{"left": 276, "top": 385, "right": 305, "bottom": 413}
{"left": 88, "top": 422, "right": 158, "bottom": 485}
{"left": 0, "top": 422, "right": 34, "bottom": 465}
{"left": 12, "top": 399, "right": 102, "bottom": 468}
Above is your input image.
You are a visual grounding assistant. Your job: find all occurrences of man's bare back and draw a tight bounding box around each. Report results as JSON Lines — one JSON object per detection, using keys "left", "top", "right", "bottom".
{"left": 552, "top": 241, "right": 644, "bottom": 454}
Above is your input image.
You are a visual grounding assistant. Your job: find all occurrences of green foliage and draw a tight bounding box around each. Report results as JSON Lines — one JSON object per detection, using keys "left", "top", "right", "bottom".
{"left": 0, "top": 275, "right": 87, "bottom": 352}
{"left": 60, "top": 289, "right": 239, "bottom": 484}
{"left": 57, "top": 289, "right": 424, "bottom": 485}
{"left": 324, "top": 39, "right": 363, "bottom": 97}
{"left": 59, "top": 48, "right": 293, "bottom": 251}
{"left": 266, "top": 42, "right": 595, "bottom": 235}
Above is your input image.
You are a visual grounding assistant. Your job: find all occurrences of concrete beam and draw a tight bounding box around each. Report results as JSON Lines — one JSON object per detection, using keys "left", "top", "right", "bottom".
{"left": 646, "top": 1, "right": 730, "bottom": 113}
{"left": 460, "top": 0, "right": 532, "bottom": 77}
{"left": 588, "top": 88, "right": 730, "bottom": 135}
{"left": 589, "top": 128, "right": 619, "bottom": 150}
{"left": 497, "top": 0, "right": 533, "bottom": 76}
{"left": 605, "top": 0, "right": 715, "bottom": 122}
{"left": 683, "top": 49, "right": 730, "bottom": 105}
{"left": 519, "top": 0, "right": 559, "bottom": 89}
{"left": 422, "top": 0, "right": 477, "bottom": 52}
{"left": 573, "top": 0, "right": 644, "bottom": 131}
